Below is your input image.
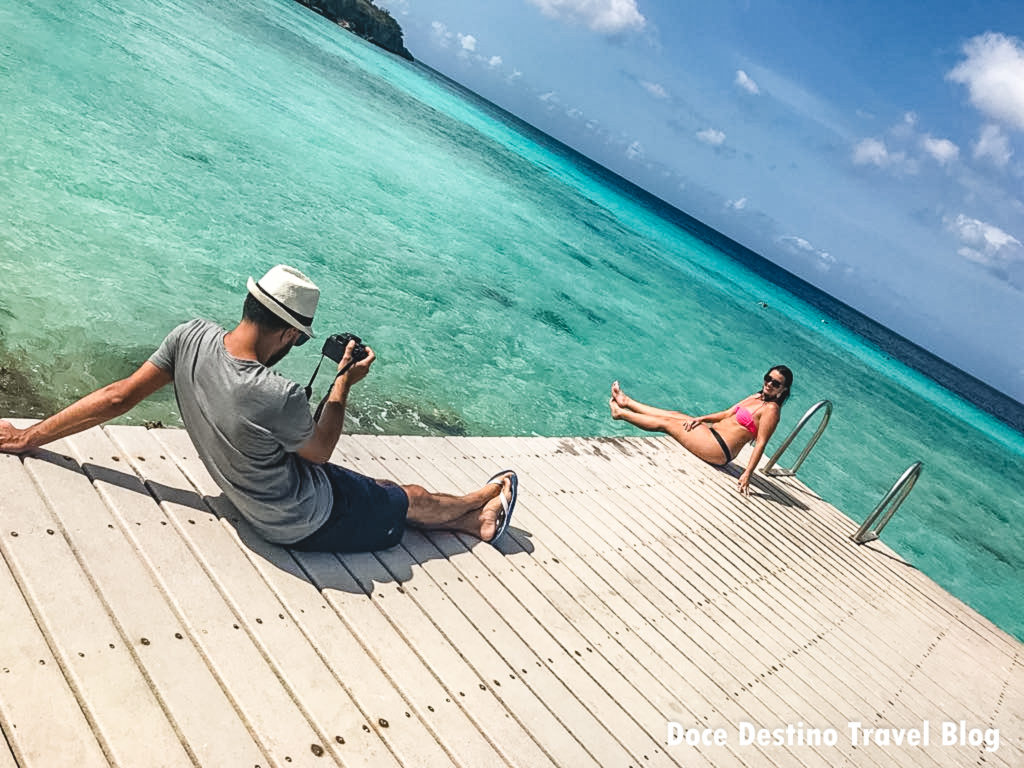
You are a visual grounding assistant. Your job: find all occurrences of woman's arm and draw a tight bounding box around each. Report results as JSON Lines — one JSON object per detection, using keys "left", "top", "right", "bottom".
{"left": 683, "top": 405, "right": 736, "bottom": 431}
{"left": 737, "top": 404, "right": 781, "bottom": 495}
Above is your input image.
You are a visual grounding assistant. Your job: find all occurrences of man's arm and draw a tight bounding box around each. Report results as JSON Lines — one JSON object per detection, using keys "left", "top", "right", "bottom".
{"left": 0, "top": 361, "right": 173, "bottom": 454}
{"left": 297, "top": 342, "right": 375, "bottom": 464}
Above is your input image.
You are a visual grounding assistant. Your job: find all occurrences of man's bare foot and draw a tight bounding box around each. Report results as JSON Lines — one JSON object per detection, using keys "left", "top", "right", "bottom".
{"left": 479, "top": 474, "right": 512, "bottom": 541}
{"left": 610, "top": 380, "right": 630, "bottom": 408}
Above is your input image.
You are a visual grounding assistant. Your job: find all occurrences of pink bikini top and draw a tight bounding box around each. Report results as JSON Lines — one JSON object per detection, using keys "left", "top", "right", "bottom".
{"left": 732, "top": 403, "right": 763, "bottom": 436}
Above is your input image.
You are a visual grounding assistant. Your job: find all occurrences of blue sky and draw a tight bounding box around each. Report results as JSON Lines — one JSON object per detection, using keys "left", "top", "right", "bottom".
{"left": 376, "top": 0, "right": 1024, "bottom": 402}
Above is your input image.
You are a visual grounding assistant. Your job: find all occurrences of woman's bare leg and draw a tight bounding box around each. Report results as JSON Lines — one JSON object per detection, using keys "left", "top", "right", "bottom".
{"left": 611, "top": 381, "right": 686, "bottom": 419}
{"left": 610, "top": 398, "right": 727, "bottom": 465}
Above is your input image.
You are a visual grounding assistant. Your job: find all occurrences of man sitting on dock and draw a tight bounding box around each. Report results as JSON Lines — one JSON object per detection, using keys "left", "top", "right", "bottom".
{"left": 0, "top": 265, "right": 517, "bottom": 553}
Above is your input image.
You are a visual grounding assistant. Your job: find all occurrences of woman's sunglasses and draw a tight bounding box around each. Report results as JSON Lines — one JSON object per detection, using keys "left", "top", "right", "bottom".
{"left": 764, "top": 376, "right": 785, "bottom": 388}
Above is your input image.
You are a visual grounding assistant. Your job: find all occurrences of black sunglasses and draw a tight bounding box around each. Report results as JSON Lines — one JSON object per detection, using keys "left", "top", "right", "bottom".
{"left": 293, "top": 331, "right": 310, "bottom": 347}
{"left": 764, "top": 376, "right": 785, "bottom": 388}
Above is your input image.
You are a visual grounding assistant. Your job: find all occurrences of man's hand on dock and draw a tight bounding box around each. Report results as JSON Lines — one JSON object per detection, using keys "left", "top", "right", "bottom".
{"left": 0, "top": 420, "right": 28, "bottom": 454}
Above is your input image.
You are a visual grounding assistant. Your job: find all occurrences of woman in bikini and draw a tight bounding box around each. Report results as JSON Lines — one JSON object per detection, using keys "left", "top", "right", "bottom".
{"left": 609, "top": 365, "right": 793, "bottom": 495}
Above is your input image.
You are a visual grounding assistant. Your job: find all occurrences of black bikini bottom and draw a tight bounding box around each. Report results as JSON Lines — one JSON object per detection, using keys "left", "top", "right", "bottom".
{"left": 708, "top": 427, "right": 733, "bottom": 464}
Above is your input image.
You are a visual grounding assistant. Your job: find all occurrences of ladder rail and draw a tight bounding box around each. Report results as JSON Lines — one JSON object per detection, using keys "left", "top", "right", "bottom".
{"left": 761, "top": 399, "right": 832, "bottom": 477}
{"left": 852, "top": 461, "right": 924, "bottom": 544}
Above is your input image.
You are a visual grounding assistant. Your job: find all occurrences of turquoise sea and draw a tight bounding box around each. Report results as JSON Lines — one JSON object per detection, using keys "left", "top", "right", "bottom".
{"left": 2, "top": 0, "right": 1022, "bottom": 638}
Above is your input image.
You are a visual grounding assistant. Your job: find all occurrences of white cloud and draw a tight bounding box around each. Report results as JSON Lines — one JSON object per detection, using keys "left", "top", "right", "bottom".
{"left": 778, "top": 235, "right": 836, "bottom": 271}
{"left": 781, "top": 236, "right": 815, "bottom": 252}
{"left": 626, "top": 140, "right": 643, "bottom": 160}
{"left": 696, "top": 128, "right": 726, "bottom": 146}
{"left": 431, "top": 26, "right": 507, "bottom": 73}
{"left": 957, "top": 246, "right": 990, "bottom": 265}
{"left": 947, "top": 215, "right": 1023, "bottom": 285}
{"left": 539, "top": 91, "right": 558, "bottom": 103}
{"left": 735, "top": 70, "right": 760, "bottom": 95}
{"left": 948, "top": 214, "right": 1021, "bottom": 263}
{"left": 726, "top": 197, "right": 748, "bottom": 211}
{"left": 851, "top": 136, "right": 911, "bottom": 170}
{"left": 974, "top": 123, "right": 1013, "bottom": 166}
{"left": 852, "top": 138, "right": 890, "bottom": 166}
{"left": 640, "top": 81, "right": 668, "bottom": 99}
{"left": 947, "top": 33, "right": 1024, "bottom": 131}
{"left": 526, "top": 0, "right": 645, "bottom": 34}
{"left": 855, "top": 117, "right": 965, "bottom": 171}
{"left": 888, "top": 111, "right": 918, "bottom": 140}
{"left": 921, "top": 135, "right": 960, "bottom": 165}
{"left": 431, "top": 20, "right": 453, "bottom": 46}
{"left": 508, "top": 69, "right": 523, "bottom": 82}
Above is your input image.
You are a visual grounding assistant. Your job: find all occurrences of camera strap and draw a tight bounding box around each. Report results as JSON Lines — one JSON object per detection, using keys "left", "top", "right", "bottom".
{"left": 310, "top": 359, "right": 358, "bottom": 422}
{"left": 303, "top": 355, "right": 327, "bottom": 400}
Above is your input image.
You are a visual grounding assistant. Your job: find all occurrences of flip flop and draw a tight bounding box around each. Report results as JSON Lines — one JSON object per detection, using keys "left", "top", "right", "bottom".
{"left": 485, "top": 469, "right": 518, "bottom": 547}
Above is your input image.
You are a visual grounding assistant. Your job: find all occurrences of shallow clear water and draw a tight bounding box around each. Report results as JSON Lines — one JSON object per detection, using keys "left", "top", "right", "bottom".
{"left": 2, "top": 0, "right": 1022, "bottom": 638}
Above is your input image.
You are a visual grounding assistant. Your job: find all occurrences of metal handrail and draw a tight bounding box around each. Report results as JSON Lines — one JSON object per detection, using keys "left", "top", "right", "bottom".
{"left": 852, "top": 462, "right": 923, "bottom": 544}
{"left": 761, "top": 399, "right": 832, "bottom": 477}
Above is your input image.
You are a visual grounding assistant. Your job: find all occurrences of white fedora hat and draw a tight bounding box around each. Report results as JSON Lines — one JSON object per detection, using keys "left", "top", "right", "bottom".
{"left": 247, "top": 265, "right": 319, "bottom": 338}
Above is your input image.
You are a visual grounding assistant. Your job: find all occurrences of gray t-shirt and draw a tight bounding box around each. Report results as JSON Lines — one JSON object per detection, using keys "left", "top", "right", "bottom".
{"left": 150, "top": 319, "right": 331, "bottom": 544}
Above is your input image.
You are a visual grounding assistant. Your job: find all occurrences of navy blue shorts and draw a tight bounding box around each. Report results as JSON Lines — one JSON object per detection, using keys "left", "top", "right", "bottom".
{"left": 290, "top": 464, "right": 409, "bottom": 553}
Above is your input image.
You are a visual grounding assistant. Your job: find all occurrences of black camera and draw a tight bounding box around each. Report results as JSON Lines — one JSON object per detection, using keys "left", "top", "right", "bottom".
{"left": 322, "top": 332, "right": 368, "bottom": 364}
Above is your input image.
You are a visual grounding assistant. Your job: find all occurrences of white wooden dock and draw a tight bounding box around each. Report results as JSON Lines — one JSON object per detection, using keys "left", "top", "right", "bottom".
{"left": 0, "top": 424, "right": 1020, "bottom": 768}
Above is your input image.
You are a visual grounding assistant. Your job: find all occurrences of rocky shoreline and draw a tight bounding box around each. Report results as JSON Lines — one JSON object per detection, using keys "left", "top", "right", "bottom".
{"left": 297, "top": 0, "right": 413, "bottom": 60}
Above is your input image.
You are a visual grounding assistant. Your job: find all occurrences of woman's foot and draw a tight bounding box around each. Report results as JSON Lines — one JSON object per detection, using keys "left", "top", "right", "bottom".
{"left": 611, "top": 380, "right": 630, "bottom": 408}
{"left": 609, "top": 397, "right": 625, "bottom": 420}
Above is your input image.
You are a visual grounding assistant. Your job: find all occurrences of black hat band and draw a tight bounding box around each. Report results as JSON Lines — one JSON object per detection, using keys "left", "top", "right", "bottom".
{"left": 253, "top": 280, "right": 314, "bottom": 327}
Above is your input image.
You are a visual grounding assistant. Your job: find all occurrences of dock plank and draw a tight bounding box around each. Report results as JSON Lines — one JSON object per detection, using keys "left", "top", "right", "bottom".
{"left": 0, "top": 452, "right": 196, "bottom": 768}
{"left": 0, "top": 741, "right": 16, "bottom": 768}
{"left": 998, "top": 653, "right": 1024, "bottom": 757}
{"left": 0, "top": 522, "right": 108, "bottom": 768}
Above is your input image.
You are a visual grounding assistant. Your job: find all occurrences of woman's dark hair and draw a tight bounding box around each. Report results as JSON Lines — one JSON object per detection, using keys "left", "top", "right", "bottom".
{"left": 762, "top": 364, "right": 793, "bottom": 405}
{"left": 242, "top": 292, "right": 293, "bottom": 333}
